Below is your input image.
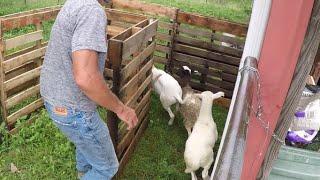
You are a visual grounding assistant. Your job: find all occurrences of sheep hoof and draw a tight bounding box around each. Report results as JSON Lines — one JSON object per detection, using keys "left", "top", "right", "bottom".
{"left": 168, "top": 119, "right": 174, "bottom": 126}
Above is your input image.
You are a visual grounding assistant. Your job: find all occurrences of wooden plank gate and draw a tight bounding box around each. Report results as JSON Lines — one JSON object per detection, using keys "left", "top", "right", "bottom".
{"left": 106, "top": 19, "right": 158, "bottom": 175}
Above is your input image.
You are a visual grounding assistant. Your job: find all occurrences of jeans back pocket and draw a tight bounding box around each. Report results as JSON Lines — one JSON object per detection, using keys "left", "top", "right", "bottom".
{"left": 44, "top": 101, "right": 78, "bottom": 127}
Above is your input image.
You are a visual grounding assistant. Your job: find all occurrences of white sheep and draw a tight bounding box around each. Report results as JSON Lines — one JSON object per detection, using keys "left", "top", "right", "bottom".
{"left": 184, "top": 91, "right": 224, "bottom": 180}
{"left": 152, "top": 66, "right": 183, "bottom": 125}
{"left": 179, "top": 66, "right": 201, "bottom": 136}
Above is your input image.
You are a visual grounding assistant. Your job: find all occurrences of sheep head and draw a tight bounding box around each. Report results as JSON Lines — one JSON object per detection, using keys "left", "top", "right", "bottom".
{"left": 195, "top": 91, "right": 225, "bottom": 101}
{"left": 178, "top": 65, "right": 192, "bottom": 87}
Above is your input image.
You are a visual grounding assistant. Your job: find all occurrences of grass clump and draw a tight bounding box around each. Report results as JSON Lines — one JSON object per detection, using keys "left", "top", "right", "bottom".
{"left": 0, "top": 109, "right": 77, "bottom": 180}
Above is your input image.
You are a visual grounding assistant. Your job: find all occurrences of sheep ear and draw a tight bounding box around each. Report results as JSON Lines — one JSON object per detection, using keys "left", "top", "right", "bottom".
{"left": 153, "top": 74, "right": 162, "bottom": 81}
{"left": 213, "top": 92, "right": 225, "bottom": 99}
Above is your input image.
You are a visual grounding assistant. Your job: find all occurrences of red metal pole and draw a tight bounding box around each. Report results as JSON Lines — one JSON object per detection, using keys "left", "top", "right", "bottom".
{"left": 241, "top": 0, "right": 315, "bottom": 179}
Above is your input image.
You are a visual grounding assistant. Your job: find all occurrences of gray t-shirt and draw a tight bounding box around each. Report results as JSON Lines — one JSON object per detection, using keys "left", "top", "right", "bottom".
{"left": 40, "top": 0, "right": 107, "bottom": 111}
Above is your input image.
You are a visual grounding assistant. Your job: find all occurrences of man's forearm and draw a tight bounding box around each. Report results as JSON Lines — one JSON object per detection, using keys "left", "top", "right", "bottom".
{"left": 78, "top": 71, "right": 124, "bottom": 114}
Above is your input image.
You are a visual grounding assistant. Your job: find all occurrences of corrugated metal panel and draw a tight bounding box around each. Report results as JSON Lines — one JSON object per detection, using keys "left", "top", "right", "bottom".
{"left": 269, "top": 146, "right": 320, "bottom": 180}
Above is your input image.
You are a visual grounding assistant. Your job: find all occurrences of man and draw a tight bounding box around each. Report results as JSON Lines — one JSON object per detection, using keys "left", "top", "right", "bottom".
{"left": 40, "top": 0, "right": 138, "bottom": 179}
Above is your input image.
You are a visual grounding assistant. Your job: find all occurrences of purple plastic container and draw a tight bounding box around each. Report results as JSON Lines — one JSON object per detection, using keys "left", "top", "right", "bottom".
{"left": 295, "top": 111, "right": 305, "bottom": 118}
{"left": 286, "top": 130, "right": 317, "bottom": 144}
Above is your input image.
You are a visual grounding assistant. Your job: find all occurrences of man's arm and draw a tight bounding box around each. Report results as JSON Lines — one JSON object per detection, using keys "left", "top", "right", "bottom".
{"left": 72, "top": 50, "right": 138, "bottom": 130}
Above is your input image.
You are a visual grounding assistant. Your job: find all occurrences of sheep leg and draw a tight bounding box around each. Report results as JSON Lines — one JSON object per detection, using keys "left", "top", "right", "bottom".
{"left": 191, "top": 171, "right": 197, "bottom": 180}
{"left": 186, "top": 127, "right": 192, "bottom": 136}
{"left": 159, "top": 94, "right": 175, "bottom": 125}
{"left": 175, "top": 103, "right": 180, "bottom": 112}
{"left": 166, "top": 107, "right": 175, "bottom": 125}
{"left": 202, "top": 153, "right": 214, "bottom": 180}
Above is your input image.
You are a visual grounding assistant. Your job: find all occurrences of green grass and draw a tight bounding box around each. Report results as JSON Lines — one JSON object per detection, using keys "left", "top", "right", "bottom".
{"left": 0, "top": 93, "right": 227, "bottom": 179}
{"left": 141, "top": 0, "right": 252, "bottom": 23}
{"left": 0, "top": 109, "right": 77, "bottom": 180}
{"left": 0, "top": 0, "right": 65, "bottom": 16}
{"left": 120, "top": 94, "right": 228, "bottom": 179}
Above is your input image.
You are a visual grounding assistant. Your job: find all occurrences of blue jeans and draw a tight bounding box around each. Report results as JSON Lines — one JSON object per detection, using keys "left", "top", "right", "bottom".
{"left": 44, "top": 101, "right": 119, "bottom": 180}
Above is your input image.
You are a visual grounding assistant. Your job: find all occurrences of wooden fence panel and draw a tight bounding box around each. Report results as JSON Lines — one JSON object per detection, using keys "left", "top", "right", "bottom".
{"left": 164, "top": 11, "right": 247, "bottom": 99}
{"left": 4, "top": 30, "right": 43, "bottom": 51}
{"left": 122, "top": 20, "right": 158, "bottom": 58}
{"left": 112, "top": 0, "right": 178, "bottom": 68}
{"left": 106, "top": 18, "right": 156, "bottom": 176}
{"left": 3, "top": 47, "right": 46, "bottom": 72}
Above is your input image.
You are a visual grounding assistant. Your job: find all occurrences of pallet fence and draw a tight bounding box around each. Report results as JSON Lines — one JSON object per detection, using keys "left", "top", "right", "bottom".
{"left": 112, "top": 0, "right": 248, "bottom": 107}
{"left": 0, "top": 7, "right": 61, "bottom": 133}
{"left": 0, "top": 6, "right": 149, "bottom": 132}
{"left": 107, "top": 19, "right": 158, "bottom": 175}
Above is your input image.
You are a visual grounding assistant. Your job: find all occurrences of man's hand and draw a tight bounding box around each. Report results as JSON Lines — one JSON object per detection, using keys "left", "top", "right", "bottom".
{"left": 72, "top": 49, "right": 138, "bottom": 127}
{"left": 116, "top": 105, "right": 138, "bottom": 130}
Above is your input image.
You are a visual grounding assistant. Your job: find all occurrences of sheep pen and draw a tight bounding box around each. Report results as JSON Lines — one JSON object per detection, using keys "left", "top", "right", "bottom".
{"left": 0, "top": 0, "right": 249, "bottom": 178}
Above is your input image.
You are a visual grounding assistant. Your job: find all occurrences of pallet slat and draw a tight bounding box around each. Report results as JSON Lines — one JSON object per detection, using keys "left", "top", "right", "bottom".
{"left": 122, "top": 20, "right": 158, "bottom": 58}
{"left": 203, "top": 75, "right": 234, "bottom": 90}
{"left": 212, "top": 33, "right": 245, "bottom": 47}
{"left": 172, "top": 66, "right": 234, "bottom": 90}
{"left": 156, "top": 32, "right": 171, "bottom": 42}
{"left": 2, "top": 9, "right": 59, "bottom": 31}
{"left": 104, "top": 68, "right": 113, "bottom": 79}
{"left": 173, "top": 52, "right": 238, "bottom": 75}
{"left": 110, "top": 21, "right": 133, "bottom": 29}
{"left": 121, "top": 42, "right": 155, "bottom": 80}
{"left": 3, "top": 46, "right": 46, "bottom": 72}
{"left": 118, "top": 91, "right": 151, "bottom": 155}
{"left": 106, "top": 8, "right": 147, "bottom": 24}
{"left": 4, "top": 30, "right": 43, "bottom": 50}
{"left": 178, "top": 25, "right": 212, "bottom": 38}
{"left": 108, "top": 25, "right": 126, "bottom": 37}
{"left": 171, "top": 60, "right": 237, "bottom": 83}
{"left": 176, "top": 35, "right": 243, "bottom": 57}
{"left": 117, "top": 102, "right": 150, "bottom": 156}
{"left": 116, "top": 113, "right": 149, "bottom": 176}
{"left": 1, "top": 6, "right": 60, "bottom": 18}
{"left": 177, "top": 11, "right": 247, "bottom": 37}
{"left": 112, "top": 0, "right": 178, "bottom": 19}
{"left": 126, "top": 77, "right": 152, "bottom": 107}
{"left": 4, "top": 66, "right": 41, "bottom": 92}
{"left": 5, "top": 84, "right": 40, "bottom": 109}
{"left": 174, "top": 76, "right": 233, "bottom": 98}
{"left": 156, "top": 44, "right": 170, "bottom": 54}
{"left": 189, "top": 80, "right": 233, "bottom": 98}
{"left": 154, "top": 56, "right": 168, "bottom": 64}
{"left": 7, "top": 98, "right": 43, "bottom": 125}
{"left": 158, "top": 21, "right": 174, "bottom": 30}
{"left": 174, "top": 44, "right": 240, "bottom": 66}
{"left": 120, "top": 60, "right": 153, "bottom": 101}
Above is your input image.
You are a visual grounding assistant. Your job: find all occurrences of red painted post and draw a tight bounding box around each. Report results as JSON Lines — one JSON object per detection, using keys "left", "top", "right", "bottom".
{"left": 241, "top": 0, "right": 315, "bottom": 179}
